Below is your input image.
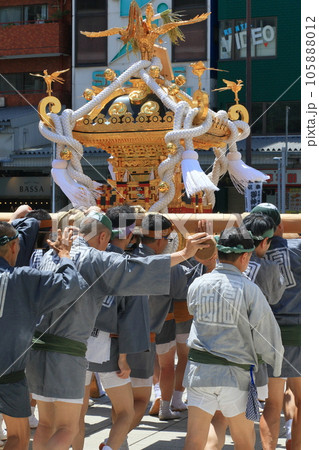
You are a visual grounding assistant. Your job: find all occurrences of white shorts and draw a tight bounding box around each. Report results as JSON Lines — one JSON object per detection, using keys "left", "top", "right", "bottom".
{"left": 257, "top": 384, "right": 269, "bottom": 401}
{"left": 85, "top": 371, "right": 93, "bottom": 386}
{"left": 99, "top": 371, "right": 131, "bottom": 390}
{"left": 187, "top": 386, "right": 248, "bottom": 418}
{"left": 156, "top": 340, "right": 176, "bottom": 355}
{"left": 32, "top": 393, "right": 83, "bottom": 404}
{"left": 176, "top": 333, "right": 189, "bottom": 344}
{"left": 131, "top": 376, "right": 153, "bottom": 388}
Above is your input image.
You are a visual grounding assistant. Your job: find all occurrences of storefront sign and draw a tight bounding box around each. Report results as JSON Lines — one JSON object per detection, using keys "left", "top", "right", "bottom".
{"left": 0, "top": 177, "right": 51, "bottom": 198}
{"left": 265, "top": 170, "right": 301, "bottom": 185}
{"left": 219, "top": 17, "right": 276, "bottom": 59}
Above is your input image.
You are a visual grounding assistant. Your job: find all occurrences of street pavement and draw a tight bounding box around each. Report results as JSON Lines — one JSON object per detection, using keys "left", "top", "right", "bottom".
{"left": 27, "top": 391, "right": 288, "bottom": 449}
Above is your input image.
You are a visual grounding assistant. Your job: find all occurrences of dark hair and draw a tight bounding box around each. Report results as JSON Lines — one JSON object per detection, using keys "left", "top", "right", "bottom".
{"left": 26, "top": 209, "right": 51, "bottom": 248}
{"left": 26, "top": 209, "right": 51, "bottom": 221}
{"left": 218, "top": 226, "right": 254, "bottom": 262}
{"left": 0, "top": 221, "right": 16, "bottom": 239}
{"left": 141, "top": 214, "right": 172, "bottom": 243}
{"left": 106, "top": 204, "right": 135, "bottom": 228}
{"left": 243, "top": 213, "right": 275, "bottom": 248}
{"left": 0, "top": 222, "right": 17, "bottom": 254}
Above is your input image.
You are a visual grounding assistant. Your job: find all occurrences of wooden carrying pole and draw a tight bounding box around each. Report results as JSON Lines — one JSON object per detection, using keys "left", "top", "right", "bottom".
{"left": 0, "top": 212, "right": 301, "bottom": 235}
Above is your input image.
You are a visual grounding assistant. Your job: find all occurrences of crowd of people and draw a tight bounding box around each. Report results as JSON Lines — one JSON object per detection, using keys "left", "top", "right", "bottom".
{"left": 0, "top": 202, "right": 301, "bottom": 450}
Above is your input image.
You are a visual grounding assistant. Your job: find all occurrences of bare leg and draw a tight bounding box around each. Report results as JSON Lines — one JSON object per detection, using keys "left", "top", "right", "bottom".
{"left": 2, "top": 415, "right": 29, "bottom": 450}
{"left": 105, "top": 383, "right": 134, "bottom": 450}
{"left": 149, "top": 355, "right": 161, "bottom": 416}
{"left": 174, "top": 341, "right": 189, "bottom": 392}
{"left": 228, "top": 412, "right": 255, "bottom": 450}
{"left": 172, "top": 341, "right": 189, "bottom": 411}
{"left": 130, "top": 386, "right": 152, "bottom": 430}
{"left": 158, "top": 346, "right": 176, "bottom": 402}
{"left": 283, "top": 385, "right": 295, "bottom": 449}
{"left": 184, "top": 406, "right": 213, "bottom": 450}
{"left": 287, "top": 377, "right": 301, "bottom": 450}
{"left": 34, "top": 400, "right": 82, "bottom": 450}
{"left": 71, "top": 384, "right": 91, "bottom": 450}
{"left": 259, "top": 377, "right": 286, "bottom": 450}
{"left": 32, "top": 400, "right": 55, "bottom": 449}
{"left": 205, "top": 411, "right": 228, "bottom": 450}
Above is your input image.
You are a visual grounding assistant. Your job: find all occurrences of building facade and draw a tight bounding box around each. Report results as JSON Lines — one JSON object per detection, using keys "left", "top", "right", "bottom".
{"left": 0, "top": 0, "right": 72, "bottom": 211}
{"left": 0, "top": 0, "right": 301, "bottom": 213}
{"left": 212, "top": 0, "right": 301, "bottom": 212}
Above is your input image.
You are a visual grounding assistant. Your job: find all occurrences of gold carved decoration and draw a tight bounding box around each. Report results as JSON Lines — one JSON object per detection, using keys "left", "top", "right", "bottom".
{"left": 228, "top": 104, "right": 249, "bottom": 123}
{"left": 141, "top": 101, "right": 159, "bottom": 115}
{"left": 174, "top": 74, "right": 186, "bottom": 86}
{"left": 108, "top": 102, "right": 128, "bottom": 116}
{"left": 192, "top": 90, "right": 209, "bottom": 125}
{"left": 80, "top": 1, "right": 210, "bottom": 60}
{"left": 38, "top": 96, "right": 62, "bottom": 129}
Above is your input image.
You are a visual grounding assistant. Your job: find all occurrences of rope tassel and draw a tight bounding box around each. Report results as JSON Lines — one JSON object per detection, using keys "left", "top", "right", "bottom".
{"left": 51, "top": 160, "right": 96, "bottom": 208}
{"left": 181, "top": 150, "right": 219, "bottom": 197}
{"left": 227, "top": 151, "right": 269, "bottom": 194}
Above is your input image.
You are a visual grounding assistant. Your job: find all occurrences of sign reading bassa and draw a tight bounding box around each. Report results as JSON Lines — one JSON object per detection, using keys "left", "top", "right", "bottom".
{"left": 0, "top": 177, "right": 51, "bottom": 198}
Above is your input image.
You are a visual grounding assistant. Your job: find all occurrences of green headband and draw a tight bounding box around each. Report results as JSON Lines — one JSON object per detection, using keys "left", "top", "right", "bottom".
{"left": 86, "top": 212, "right": 114, "bottom": 237}
{"left": 215, "top": 235, "right": 255, "bottom": 254}
{"left": 251, "top": 228, "right": 274, "bottom": 241}
{"left": 0, "top": 232, "right": 19, "bottom": 247}
{"left": 216, "top": 243, "right": 255, "bottom": 254}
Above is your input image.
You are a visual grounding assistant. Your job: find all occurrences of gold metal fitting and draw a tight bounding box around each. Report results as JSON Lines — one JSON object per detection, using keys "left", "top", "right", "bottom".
{"left": 60, "top": 148, "right": 72, "bottom": 160}
{"left": 168, "top": 83, "right": 179, "bottom": 96}
{"left": 167, "top": 142, "right": 178, "bottom": 155}
{"left": 175, "top": 74, "right": 186, "bottom": 86}
{"left": 104, "top": 68, "right": 117, "bottom": 81}
{"left": 158, "top": 181, "right": 170, "bottom": 193}
{"left": 83, "top": 89, "right": 94, "bottom": 101}
{"left": 149, "top": 65, "right": 161, "bottom": 78}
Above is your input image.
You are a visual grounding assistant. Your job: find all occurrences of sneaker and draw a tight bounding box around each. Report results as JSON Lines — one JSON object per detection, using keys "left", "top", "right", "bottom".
{"left": 88, "top": 398, "right": 95, "bottom": 407}
{"left": 158, "top": 407, "right": 181, "bottom": 420}
{"left": 171, "top": 399, "right": 188, "bottom": 412}
{"left": 28, "top": 414, "right": 39, "bottom": 429}
{"left": 149, "top": 397, "right": 160, "bottom": 416}
{"left": 0, "top": 427, "right": 6, "bottom": 441}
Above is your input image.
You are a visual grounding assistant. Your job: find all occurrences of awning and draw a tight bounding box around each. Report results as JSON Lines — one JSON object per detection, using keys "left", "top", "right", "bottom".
{"left": 237, "top": 135, "right": 301, "bottom": 152}
{"left": 0, "top": 106, "right": 39, "bottom": 127}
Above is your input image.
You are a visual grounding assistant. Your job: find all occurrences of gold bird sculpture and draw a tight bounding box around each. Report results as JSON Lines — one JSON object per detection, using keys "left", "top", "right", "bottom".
{"left": 212, "top": 79, "right": 244, "bottom": 104}
{"left": 81, "top": 1, "right": 210, "bottom": 60}
{"left": 30, "top": 68, "right": 70, "bottom": 96}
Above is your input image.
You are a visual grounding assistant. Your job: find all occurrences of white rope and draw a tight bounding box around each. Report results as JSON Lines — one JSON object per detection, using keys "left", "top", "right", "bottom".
{"left": 39, "top": 60, "right": 152, "bottom": 207}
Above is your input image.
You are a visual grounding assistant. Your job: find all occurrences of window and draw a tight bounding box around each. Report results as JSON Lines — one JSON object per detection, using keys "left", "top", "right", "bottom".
{"left": 0, "top": 5, "right": 47, "bottom": 25}
{"left": 172, "top": 0, "right": 208, "bottom": 62}
{"left": 250, "top": 101, "right": 301, "bottom": 135}
{"left": 75, "top": 2, "right": 107, "bottom": 66}
{"left": 219, "top": 17, "right": 277, "bottom": 60}
{"left": 0, "top": 73, "right": 46, "bottom": 94}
